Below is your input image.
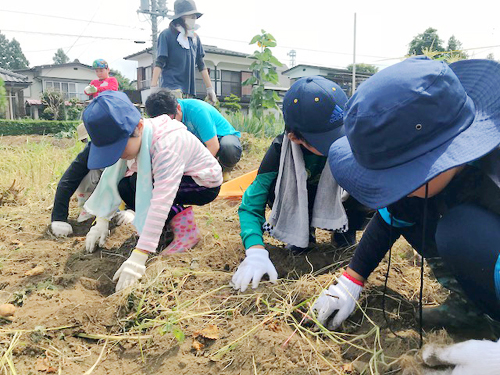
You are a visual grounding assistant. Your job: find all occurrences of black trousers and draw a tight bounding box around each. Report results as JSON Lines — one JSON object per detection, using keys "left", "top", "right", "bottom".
{"left": 51, "top": 143, "right": 90, "bottom": 222}
{"left": 118, "top": 173, "right": 220, "bottom": 223}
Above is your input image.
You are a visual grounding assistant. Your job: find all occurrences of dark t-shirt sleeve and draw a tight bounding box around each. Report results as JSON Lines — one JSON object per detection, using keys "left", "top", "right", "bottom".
{"left": 196, "top": 35, "right": 206, "bottom": 71}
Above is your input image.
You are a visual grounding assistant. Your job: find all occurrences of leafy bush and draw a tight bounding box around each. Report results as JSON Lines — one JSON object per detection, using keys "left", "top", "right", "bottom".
{"left": 0, "top": 119, "right": 79, "bottom": 136}
{"left": 224, "top": 112, "right": 283, "bottom": 138}
{"left": 220, "top": 94, "right": 242, "bottom": 115}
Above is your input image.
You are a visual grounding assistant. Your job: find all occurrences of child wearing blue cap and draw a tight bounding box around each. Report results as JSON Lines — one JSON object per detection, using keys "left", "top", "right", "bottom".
{"left": 84, "top": 59, "right": 118, "bottom": 99}
{"left": 81, "top": 91, "right": 222, "bottom": 292}
{"left": 231, "top": 76, "right": 370, "bottom": 293}
{"left": 313, "top": 57, "right": 500, "bottom": 355}
{"left": 145, "top": 89, "right": 242, "bottom": 181}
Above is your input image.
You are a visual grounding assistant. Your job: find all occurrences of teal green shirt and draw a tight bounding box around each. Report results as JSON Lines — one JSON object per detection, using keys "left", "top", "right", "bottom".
{"left": 179, "top": 99, "right": 240, "bottom": 142}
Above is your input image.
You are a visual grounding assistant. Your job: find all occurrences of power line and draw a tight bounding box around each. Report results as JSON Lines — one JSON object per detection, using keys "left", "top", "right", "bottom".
{"left": 0, "top": 9, "right": 144, "bottom": 30}
{"left": 1, "top": 29, "right": 137, "bottom": 41}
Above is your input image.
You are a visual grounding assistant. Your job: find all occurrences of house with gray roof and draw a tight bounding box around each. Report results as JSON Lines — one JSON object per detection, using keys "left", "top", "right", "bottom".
{"left": 0, "top": 67, "right": 31, "bottom": 119}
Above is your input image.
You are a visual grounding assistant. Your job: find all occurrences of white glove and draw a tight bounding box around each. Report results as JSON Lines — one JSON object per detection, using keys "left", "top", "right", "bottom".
{"left": 85, "top": 218, "right": 109, "bottom": 253}
{"left": 206, "top": 87, "right": 217, "bottom": 104}
{"left": 114, "top": 209, "right": 135, "bottom": 226}
{"left": 113, "top": 250, "right": 149, "bottom": 292}
{"left": 100, "top": 80, "right": 108, "bottom": 87}
{"left": 51, "top": 221, "right": 73, "bottom": 237}
{"left": 84, "top": 85, "right": 98, "bottom": 95}
{"left": 312, "top": 273, "right": 363, "bottom": 330}
{"left": 423, "top": 339, "right": 500, "bottom": 374}
{"left": 231, "top": 247, "right": 278, "bottom": 292}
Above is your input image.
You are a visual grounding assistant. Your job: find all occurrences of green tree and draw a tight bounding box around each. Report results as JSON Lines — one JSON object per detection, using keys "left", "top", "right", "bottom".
{"left": 346, "top": 63, "right": 378, "bottom": 74}
{"left": 110, "top": 69, "right": 134, "bottom": 90}
{"left": 446, "top": 35, "right": 468, "bottom": 60}
{"left": 41, "top": 89, "right": 65, "bottom": 120}
{"left": 5, "top": 38, "right": 29, "bottom": 70}
{"left": 220, "top": 94, "right": 242, "bottom": 115}
{"left": 242, "top": 30, "right": 282, "bottom": 119}
{"left": 53, "top": 48, "right": 70, "bottom": 64}
{"left": 0, "top": 77, "right": 7, "bottom": 118}
{"left": 408, "top": 27, "right": 445, "bottom": 56}
{"left": 0, "top": 33, "right": 29, "bottom": 70}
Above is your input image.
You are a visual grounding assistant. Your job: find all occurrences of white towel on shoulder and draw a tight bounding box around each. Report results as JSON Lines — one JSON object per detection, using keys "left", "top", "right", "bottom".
{"left": 268, "top": 133, "right": 348, "bottom": 248}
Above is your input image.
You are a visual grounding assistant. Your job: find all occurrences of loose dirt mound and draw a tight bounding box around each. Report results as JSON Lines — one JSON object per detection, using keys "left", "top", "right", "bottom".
{"left": 0, "top": 134, "right": 461, "bottom": 374}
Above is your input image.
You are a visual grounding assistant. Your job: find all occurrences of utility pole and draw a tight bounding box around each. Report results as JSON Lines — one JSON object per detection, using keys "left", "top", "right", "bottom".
{"left": 351, "top": 12, "right": 357, "bottom": 95}
{"left": 287, "top": 50, "right": 296, "bottom": 67}
{"left": 138, "top": 0, "right": 168, "bottom": 69}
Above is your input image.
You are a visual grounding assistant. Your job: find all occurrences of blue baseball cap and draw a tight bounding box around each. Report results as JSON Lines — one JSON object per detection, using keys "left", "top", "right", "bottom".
{"left": 82, "top": 91, "right": 142, "bottom": 169}
{"left": 283, "top": 76, "right": 348, "bottom": 156}
{"left": 328, "top": 56, "right": 500, "bottom": 209}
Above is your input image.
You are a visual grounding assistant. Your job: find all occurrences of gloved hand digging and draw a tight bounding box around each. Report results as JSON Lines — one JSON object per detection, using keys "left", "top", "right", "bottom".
{"left": 113, "top": 249, "right": 149, "bottom": 292}
{"left": 231, "top": 247, "right": 278, "bottom": 292}
{"left": 85, "top": 217, "right": 109, "bottom": 253}
{"left": 114, "top": 209, "right": 135, "bottom": 226}
{"left": 312, "top": 272, "right": 363, "bottom": 330}
{"left": 51, "top": 221, "right": 73, "bottom": 237}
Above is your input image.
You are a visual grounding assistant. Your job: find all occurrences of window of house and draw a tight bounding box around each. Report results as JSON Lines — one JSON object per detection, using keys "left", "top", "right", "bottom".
{"left": 220, "top": 70, "right": 242, "bottom": 97}
{"left": 45, "top": 81, "right": 79, "bottom": 99}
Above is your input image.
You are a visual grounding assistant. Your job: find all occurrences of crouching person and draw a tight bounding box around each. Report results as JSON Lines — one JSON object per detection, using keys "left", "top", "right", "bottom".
{"left": 145, "top": 89, "right": 242, "bottom": 181}
{"left": 82, "top": 91, "right": 222, "bottom": 292}
{"left": 232, "top": 76, "right": 370, "bottom": 292}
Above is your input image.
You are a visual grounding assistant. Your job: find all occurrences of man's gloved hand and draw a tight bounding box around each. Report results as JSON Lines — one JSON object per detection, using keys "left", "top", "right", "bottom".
{"left": 113, "top": 249, "right": 149, "bottom": 292}
{"left": 85, "top": 217, "right": 109, "bottom": 253}
{"left": 312, "top": 273, "right": 363, "bottom": 330}
{"left": 422, "top": 338, "right": 500, "bottom": 374}
{"left": 205, "top": 87, "right": 218, "bottom": 105}
{"left": 114, "top": 209, "right": 135, "bottom": 226}
{"left": 51, "top": 221, "right": 73, "bottom": 237}
{"left": 84, "top": 85, "right": 98, "bottom": 95}
{"left": 231, "top": 247, "right": 278, "bottom": 292}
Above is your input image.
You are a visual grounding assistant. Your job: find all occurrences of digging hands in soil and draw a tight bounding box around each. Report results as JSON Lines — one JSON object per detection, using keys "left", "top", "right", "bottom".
{"left": 422, "top": 338, "right": 500, "bottom": 374}
{"left": 50, "top": 221, "right": 73, "bottom": 237}
{"left": 312, "top": 272, "right": 363, "bottom": 330}
{"left": 113, "top": 249, "right": 148, "bottom": 292}
{"left": 114, "top": 209, "right": 135, "bottom": 225}
{"left": 231, "top": 247, "right": 278, "bottom": 292}
{"left": 85, "top": 217, "right": 110, "bottom": 253}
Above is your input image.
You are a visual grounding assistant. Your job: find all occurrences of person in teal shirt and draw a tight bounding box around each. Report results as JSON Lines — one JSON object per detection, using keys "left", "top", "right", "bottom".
{"left": 145, "top": 89, "right": 241, "bottom": 180}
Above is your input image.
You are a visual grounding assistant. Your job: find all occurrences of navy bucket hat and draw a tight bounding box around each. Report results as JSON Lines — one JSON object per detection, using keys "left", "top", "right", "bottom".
{"left": 83, "top": 91, "right": 142, "bottom": 170}
{"left": 283, "top": 76, "right": 348, "bottom": 156}
{"left": 328, "top": 56, "right": 500, "bottom": 209}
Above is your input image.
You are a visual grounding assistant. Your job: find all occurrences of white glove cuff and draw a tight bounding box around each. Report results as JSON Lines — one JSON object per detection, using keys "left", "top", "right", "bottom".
{"left": 245, "top": 248, "right": 269, "bottom": 258}
{"left": 129, "top": 249, "right": 149, "bottom": 265}
{"left": 206, "top": 87, "right": 215, "bottom": 94}
{"left": 333, "top": 274, "right": 363, "bottom": 299}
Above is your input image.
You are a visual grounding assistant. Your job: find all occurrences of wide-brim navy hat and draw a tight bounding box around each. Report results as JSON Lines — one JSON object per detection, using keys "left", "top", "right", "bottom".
{"left": 329, "top": 57, "right": 500, "bottom": 209}
{"left": 169, "top": 0, "right": 202, "bottom": 20}
{"left": 83, "top": 91, "right": 142, "bottom": 170}
{"left": 283, "top": 76, "right": 348, "bottom": 156}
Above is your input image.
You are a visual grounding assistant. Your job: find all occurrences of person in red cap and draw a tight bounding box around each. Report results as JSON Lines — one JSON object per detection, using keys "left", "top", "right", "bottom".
{"left": 84, "top": 59, "right": 118, "bottom": 99}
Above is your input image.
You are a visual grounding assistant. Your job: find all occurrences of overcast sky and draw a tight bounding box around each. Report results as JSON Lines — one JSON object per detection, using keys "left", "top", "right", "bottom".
{"left": 1, "top": 0, "right": 499, "bottom": 80}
